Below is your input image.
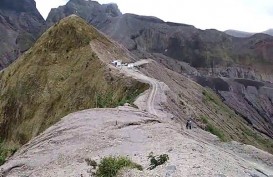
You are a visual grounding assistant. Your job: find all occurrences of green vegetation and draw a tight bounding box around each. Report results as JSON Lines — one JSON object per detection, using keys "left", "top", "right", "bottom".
{"left": 96, "top": 86, "right": 147, "bottom": 108}
{"left": 202, "top": 89, "right": 228, "bottom": 112}
{"left": 201, "top": 88, "right": 273, "bottom": 153}
{"left": 0, "top": 139, "right": 18, "bottom": 165}
{"left": 0, "top": 140, "right": 5, "bottom": 165}
{"left": 205, "top": 123, "right": 226, "bottom": 141}
{"left": 147, "top": 152, "right": 169, "bottom": 170}
{"left": 95, "top": 156, "right": 143, "bottom": 177}
{"left": 200, "top": 115, "right": 226, "bottom": 141}
{"left": 200, "top": 115, "right": 208, "bottom": 124}
{"left": 243, "top": 129, "right": 273, "bottom": 150}
{"left": 0, "top": 16, "right": 148, "bottom": 150}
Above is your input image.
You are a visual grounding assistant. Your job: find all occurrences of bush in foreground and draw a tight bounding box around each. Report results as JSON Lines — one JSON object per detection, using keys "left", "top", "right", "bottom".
{"left": 95, "top": 156, "right": 142, "bottom": 177}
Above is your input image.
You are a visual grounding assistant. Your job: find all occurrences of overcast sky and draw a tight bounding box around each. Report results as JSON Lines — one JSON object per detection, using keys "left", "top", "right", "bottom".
{"left": 35, "top": 0, "right": 273, "bottom": 32}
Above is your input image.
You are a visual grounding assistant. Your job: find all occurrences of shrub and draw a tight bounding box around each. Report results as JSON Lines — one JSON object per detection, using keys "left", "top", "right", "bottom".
{"left": 148, "top": 152, "right": 169, "bottom": 170}
{"left": 200, "top": 115, "right": 208, "bottom": 124}
{"left": 0, "top": 140, "right": 5, "bottom": 165}
{"left": 0, "top": 139, "right": 18, "bottom": 166}
{"left": 96, "top": 156, "right": 143, "bottom": 177}
{"left": 0, "top": 155, "right": 5, "bottom": 166}
{"left": 206, "top": 124, "right": 226, "bottom": 141}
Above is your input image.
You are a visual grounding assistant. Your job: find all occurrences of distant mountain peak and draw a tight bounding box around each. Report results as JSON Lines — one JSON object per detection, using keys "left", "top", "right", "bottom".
{"left": 224, "top": 29, "right": 254, "bottom": 38}
{"left": 0, "top": 0, "right": 37, "bottom": 13}
{"left": 225, "top": 29, "right": 273, "bottom": 38}
{"left": 46, "top": 0, "right": 122, "bottom": 27}
{"left": 263, "top": 29, "right": 273, "bottom": 36}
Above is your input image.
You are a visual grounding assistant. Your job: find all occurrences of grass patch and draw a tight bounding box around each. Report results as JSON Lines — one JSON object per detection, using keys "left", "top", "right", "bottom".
{"left": 0, "top": 138, "right": 7, "bottom": 166}
{"left": 96, "top": 84, "right": 149, "bottom": 108}
{"left": 199, "top": 115, "right": 227, "bottom": 142}
{"left": 0, "top": 141, "right": 5, "bottom": 165}
{"left": 244, "top": 129, "right": 273, "bottom": 150}
{"left": 201, "top": 88, "right": 273, "bottom": 153}
{"left": 200, "top": 115, "right": 209, "bottom": 124}
{"left": 0, "top": 139, "right": 18, "bottom": 165}
{"left": 202, "top": 89, "right": 235, "bottom": 116}
{"left": 96, "top": 156, "right": 143, "bottom": 177}
{"left": 205, "top": 123, "right": 226, "bottom": 141}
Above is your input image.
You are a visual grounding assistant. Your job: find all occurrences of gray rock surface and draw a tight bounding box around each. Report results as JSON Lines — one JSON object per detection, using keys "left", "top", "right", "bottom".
{"left": 194, "top": 76, "right": 273, "bottom": 138}
{"left": 46, "top": 0, "right": 122, "bottom": 28}
{"left": 0, "top": 0, "right": 45, "bottom": 70}
{"left": 46, "top": 0, "right": 273, "bottom": 70}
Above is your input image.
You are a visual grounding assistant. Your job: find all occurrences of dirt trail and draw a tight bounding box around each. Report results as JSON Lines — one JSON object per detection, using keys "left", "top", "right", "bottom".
{"left": 118, "top": 62, "right": 169, "bottom": 118}
{"left": 1, "top": 42, "right": 273, "bottom": 176}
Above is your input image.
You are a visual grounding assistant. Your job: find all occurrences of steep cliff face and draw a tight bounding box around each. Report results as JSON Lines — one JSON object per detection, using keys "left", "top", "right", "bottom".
{"left": 0, "top": 0, "right": 45, "bottom": 70}
{"left": 46, "top": 0, "right": 121, "bottom": 28}
{"left": 194, "top": 77, "right": 273, "bottom": 139}
{"left": 46, "top": 3, "right": 273, "bottom": 80}
{"left": 102, "top": 15, "right": 273, "bottom": 72}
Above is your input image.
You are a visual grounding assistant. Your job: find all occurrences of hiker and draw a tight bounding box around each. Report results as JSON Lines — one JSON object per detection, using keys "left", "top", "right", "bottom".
{"left": 186, "top": 119, "right": 192, "bottom": 129}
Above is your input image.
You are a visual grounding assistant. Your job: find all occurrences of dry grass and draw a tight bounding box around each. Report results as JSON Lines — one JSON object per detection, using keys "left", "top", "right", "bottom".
{"left": 0, "top": 16, "right": 148, "bottom": 148}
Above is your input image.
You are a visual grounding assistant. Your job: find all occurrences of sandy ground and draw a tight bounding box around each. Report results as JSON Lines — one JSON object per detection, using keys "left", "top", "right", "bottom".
{"left": 1, "top": 43, "right": 273, "bottom": 177}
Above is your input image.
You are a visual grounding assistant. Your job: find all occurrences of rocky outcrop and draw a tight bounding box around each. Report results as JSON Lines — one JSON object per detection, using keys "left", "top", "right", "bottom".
{"left": 46, "top": 0, "right": 121, "bottom": 28}
{"left": 199, "top": 67, "right": 261, "bottom": 80}
{"left": 194, "top": 76, "right": 273, "bottom": 138}
{"left": 0, "top": 0, "right": 45, "bottom": 70}
{"left": 46, "top": 2, "right": 273, "bottom": 81}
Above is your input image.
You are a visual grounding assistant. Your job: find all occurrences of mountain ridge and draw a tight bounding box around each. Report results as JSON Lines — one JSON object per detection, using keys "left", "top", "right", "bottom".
{"left": 0, "top": 15, "right": 148, "bottom": 148}
{"left": 41, "top": 0, "right": 273, "bottom": 141}
{"left": 45, "top": 1, "right": 273, "bottom": 77}
{"left": 225, "top": 29, "right": 273, "bottom": 38}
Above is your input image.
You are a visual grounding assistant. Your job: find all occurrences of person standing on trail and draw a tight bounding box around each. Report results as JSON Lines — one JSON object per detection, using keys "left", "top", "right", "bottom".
{"left": 186, "top": 119, "right": 192, "bottom": 129}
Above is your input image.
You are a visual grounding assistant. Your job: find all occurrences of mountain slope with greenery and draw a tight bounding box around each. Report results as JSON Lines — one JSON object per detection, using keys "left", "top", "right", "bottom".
{"left": 0, "top": 15, "right": 148, "bottom": 149}
{"left": 43, "top": 0, "right": 273, "bottom": 149}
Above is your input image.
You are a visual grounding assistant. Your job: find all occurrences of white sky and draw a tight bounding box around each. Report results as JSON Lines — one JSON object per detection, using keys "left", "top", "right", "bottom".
{"left": 35, "top": 0, "right": 273, "bottom": 32}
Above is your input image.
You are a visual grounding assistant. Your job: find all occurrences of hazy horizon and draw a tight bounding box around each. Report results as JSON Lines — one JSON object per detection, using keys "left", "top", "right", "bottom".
{"left": 35, "top": 0, "right": 273, "bottom": 33}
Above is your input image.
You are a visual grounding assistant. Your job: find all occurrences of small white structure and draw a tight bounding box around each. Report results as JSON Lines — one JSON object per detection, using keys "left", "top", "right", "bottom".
{"left": 112, "top": 60, "right": 122, "bottom": 67}
{"left": 127, "top": 63, "right": 134, "bottom": 69}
